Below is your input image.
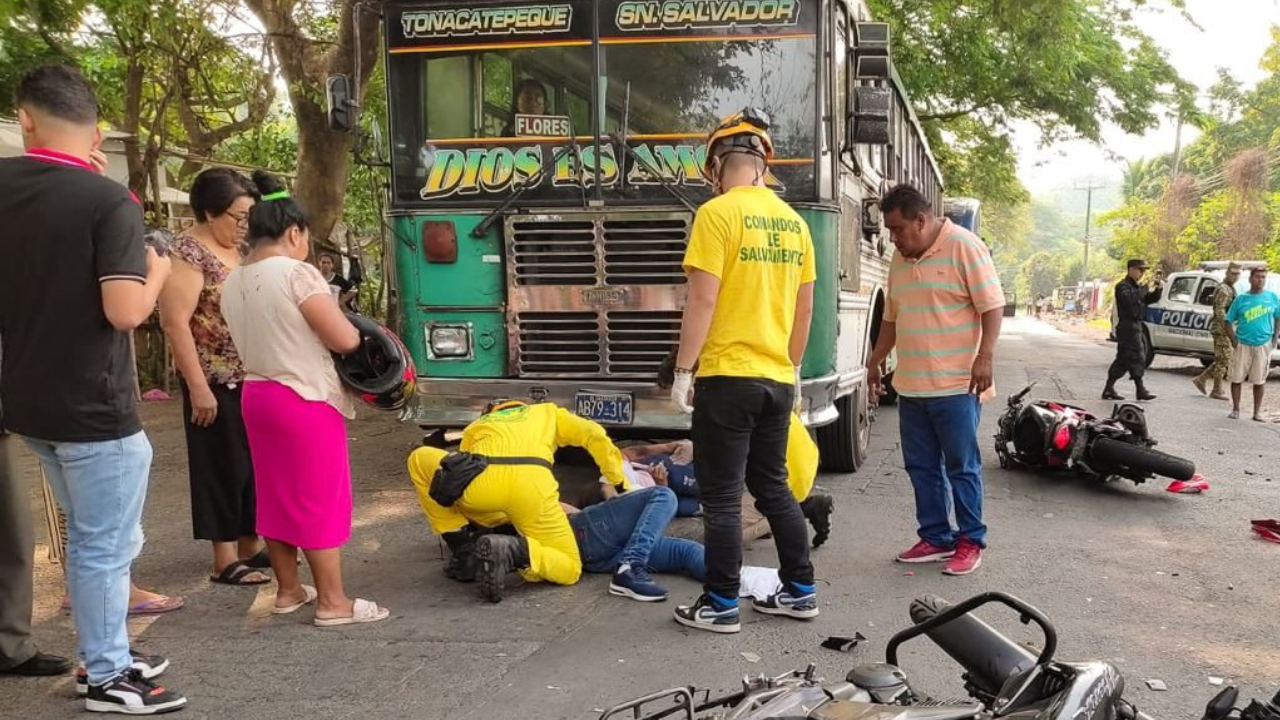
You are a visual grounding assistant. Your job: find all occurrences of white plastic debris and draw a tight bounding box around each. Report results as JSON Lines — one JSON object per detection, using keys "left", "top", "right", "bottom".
{"left": 742, "top": 652, "right": 761, "bottom": 663}
{"left": 1146, "top": 680, "right": 1168, "bottom": 691}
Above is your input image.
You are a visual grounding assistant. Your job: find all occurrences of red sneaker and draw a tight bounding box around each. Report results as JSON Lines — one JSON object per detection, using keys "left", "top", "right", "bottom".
{"left": 943, "top": 539, "right": 983, "bottom": 576}
{"left": 896, "top": 540, "right": 955, "bottom": 563}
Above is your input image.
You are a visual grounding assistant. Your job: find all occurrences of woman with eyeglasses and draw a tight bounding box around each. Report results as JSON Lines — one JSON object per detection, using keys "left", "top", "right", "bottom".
{"left": 159, "top": 168, "right": 270, "bottom": 587}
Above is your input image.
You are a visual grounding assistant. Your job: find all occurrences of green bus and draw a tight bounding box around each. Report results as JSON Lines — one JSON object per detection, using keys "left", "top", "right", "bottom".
{"left": 333, "top": 0, "right": 943, "bottom": 471}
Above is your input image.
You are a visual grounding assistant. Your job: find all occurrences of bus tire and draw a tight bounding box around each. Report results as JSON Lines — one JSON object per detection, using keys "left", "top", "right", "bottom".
{"left": 879, "top": 371, "right": 899, "bottom": 406}
{"left": 817, "top": 383, "right": 870, "bottom": 473}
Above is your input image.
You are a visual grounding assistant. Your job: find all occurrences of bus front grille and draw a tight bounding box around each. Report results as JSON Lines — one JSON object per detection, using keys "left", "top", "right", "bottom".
{"left": 515, "top": 310, "right": 682, "bottom": 378}
{"left": 511, "top": 220, "right": 597, "bottom": 286}
{"left": 605, "top": 310, "right": 681, "bottom": 375}
{"left": 603, "top": 218, "right": 689, "bottom": 286}
{"left": 515, "top": 312, "right": 601, "bottom": 375}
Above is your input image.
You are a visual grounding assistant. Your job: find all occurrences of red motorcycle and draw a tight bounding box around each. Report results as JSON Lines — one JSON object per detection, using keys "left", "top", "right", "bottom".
{"left": 994, "top": 383, "right": 1195, "bottom": 485}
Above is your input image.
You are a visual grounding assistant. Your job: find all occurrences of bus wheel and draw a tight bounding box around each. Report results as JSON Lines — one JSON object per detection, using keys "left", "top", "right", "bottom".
{"left": 817, "top": 383, "right": 870, "bottom": 473}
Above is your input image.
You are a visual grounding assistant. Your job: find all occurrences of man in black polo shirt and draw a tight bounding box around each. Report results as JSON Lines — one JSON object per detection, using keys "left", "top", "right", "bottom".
{"left": 0, "top": 65, "right": 186, "bottom": 714}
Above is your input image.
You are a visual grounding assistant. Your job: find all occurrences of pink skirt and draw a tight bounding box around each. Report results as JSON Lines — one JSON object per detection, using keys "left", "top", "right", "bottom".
{"left": 241, "top": 380, "right": 352, "bottom": 550}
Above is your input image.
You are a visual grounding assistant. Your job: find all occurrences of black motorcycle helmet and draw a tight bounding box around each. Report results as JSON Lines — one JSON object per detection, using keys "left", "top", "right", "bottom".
{"left": 333, "top": 312, "right": 417, "bottom": 411}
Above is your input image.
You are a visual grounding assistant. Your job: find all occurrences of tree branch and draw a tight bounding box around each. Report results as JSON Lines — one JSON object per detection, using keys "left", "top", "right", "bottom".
{"left": 918, "top": 104, "right": 990, "bottom": 122}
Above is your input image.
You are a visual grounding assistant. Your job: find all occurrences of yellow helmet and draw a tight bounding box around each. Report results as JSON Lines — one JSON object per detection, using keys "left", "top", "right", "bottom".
{"left": 704, "top": 107, "right": 775, "bottom": 175}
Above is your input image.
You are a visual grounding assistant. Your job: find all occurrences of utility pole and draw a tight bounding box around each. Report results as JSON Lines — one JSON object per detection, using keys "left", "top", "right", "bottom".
{"left": 1074, "top": 180, "right": 1106, "bottom": 313}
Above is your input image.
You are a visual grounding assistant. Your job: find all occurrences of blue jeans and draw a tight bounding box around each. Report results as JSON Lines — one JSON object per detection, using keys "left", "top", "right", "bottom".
{"left": 898, "top": 394, "right": 987, "bottom": 548}
{"left": 22, "top": 432, "right": 152, "bottom": 685}
{"left": 569, "top": 486, "right": 705, "bottom": 581}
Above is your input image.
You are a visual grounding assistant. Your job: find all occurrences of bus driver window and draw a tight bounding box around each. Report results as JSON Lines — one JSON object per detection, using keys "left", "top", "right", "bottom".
{"left": 502, "top": 78, "right": 548, "bottom": 136}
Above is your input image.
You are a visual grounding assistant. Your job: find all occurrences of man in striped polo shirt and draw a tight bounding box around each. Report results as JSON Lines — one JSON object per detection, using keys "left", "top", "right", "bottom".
{"left": 867, "top": 184, "right": 1005, "bottom": 576}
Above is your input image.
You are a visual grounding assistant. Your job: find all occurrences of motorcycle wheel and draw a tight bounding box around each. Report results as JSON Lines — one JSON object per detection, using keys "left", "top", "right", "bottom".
{"left": 1089, "top": 437, "right": 1195, "bottom": 481}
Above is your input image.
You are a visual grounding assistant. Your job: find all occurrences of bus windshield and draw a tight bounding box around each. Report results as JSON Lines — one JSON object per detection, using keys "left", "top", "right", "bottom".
{"left": 385, "top": 0, "right": 818, "bottom": 207}
{"left": 599, "top": 36, "right": 816, "bottom": 201}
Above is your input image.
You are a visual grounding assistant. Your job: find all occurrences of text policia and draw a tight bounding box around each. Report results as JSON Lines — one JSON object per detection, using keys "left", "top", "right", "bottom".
{"left": 615, "top": 0, "right": 801, "bottom": 31}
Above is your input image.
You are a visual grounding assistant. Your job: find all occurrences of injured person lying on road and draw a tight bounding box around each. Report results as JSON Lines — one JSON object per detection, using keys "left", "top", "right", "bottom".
{"left": 641, "top": 354, "right": 835, "bottom": 548}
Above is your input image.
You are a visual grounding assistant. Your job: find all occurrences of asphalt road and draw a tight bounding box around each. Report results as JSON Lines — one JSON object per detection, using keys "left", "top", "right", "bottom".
{"left": 3, "top": 316, "right": 1278, "bottom": 720}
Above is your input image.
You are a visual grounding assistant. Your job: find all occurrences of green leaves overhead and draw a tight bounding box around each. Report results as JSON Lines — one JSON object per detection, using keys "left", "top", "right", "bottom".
{"left": 869, "top": 0, "right": 1190, "bottom": 204}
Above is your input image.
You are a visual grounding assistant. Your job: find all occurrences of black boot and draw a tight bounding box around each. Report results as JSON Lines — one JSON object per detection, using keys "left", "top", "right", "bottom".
{"left": 475, "top": 534, "right": 530, "bottom": 604}
{"left": 441, "top": 528, "right": 477, "bottom": 583}
{"left": 1135, "top": 380, "right": 1156, "bottom": 401}
{"left": 1102, "top": 382, "right": 1125, "bottom": 400}
{"left": 799, "top": 494, "right": 835, "bottom": 548}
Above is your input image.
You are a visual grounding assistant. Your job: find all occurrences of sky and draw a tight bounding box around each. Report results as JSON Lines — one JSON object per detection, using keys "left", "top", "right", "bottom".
{"left": 1016, "top": 0, "right": 1280, "bottom": 196}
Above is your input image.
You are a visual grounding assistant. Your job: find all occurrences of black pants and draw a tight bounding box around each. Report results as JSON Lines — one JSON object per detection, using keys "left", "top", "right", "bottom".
{"left": 692, "top": 376, "right": 814, "bottom": 600}
{"left": 1107, "top": 332, "right": 1146, "bottom": 383}
{"left": 181, "top": 382, "right": 256, "bottom": 542}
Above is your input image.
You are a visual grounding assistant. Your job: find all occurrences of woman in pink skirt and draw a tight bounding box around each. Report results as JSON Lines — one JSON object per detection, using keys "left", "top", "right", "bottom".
{"left": 220, "top": 171, "right": 389, "bottom": 627}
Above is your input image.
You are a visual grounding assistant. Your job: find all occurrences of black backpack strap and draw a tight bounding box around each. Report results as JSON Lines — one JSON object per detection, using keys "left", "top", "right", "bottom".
{"left": 485, "top": 456, "right": 554, "bottom": 471}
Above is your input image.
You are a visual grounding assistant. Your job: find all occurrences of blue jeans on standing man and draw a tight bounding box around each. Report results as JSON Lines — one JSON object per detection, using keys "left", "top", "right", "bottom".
{"left": 21, "top": 432, "right": 152, "bottom": 685}
{"left": 570, "top": 486, "right": 705, "bottom": 580}
{"left": 898, "top": 394, "right": 988, "bottom": 548}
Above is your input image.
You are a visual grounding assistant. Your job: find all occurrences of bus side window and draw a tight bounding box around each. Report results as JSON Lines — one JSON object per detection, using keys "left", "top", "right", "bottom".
{"left": 482, "top": 54, "right": 513, "bottom": 137}
{"left": 426, "top": 56, "right": 474, "bottom": 138}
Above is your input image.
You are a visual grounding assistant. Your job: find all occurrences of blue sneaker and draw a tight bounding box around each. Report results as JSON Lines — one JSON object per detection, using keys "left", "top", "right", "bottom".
{"left": 753, "top": 584, "right": 819, "bottom": 620}
{"left": 609, "top": 565, "right": 668, "bottom": 602}
{"left": 674, "top": 594, "right": 741, "bottom": 634}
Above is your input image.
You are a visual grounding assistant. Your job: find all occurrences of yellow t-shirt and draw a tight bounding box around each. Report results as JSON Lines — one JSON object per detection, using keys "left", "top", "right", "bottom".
{"left": 683, "top": 186, "right": 816, "bottom": 385}
{"left": 785, "top": 413, "right": 819, "bottom": 501}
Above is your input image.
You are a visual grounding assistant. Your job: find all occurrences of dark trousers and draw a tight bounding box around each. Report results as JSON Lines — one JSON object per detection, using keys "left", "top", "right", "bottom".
{"left": 0, "top": 432, "right": 37, "bottom": 669}
{"left": 1108, "top": 332, "right": 1147, "bottom": 383}
{"left": 692, "top": 376, "right": 813, "bottom": 601}
{"left": 181, "top": 382, "right": 256, "bottom": 542}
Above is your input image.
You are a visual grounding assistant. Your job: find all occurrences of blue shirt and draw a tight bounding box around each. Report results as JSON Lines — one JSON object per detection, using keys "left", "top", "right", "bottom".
{"left": 1225, "top": 290, "right": 1280, "bottom": 346}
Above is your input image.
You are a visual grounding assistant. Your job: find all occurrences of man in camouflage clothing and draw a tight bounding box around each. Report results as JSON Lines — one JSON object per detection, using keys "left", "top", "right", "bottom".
{"left": 1193, "top": 263, "right": 1240, "bottom": 400}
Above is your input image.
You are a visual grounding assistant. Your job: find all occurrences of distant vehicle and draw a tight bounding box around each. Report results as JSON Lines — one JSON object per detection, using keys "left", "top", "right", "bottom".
{"left": 944, "top": 197, "right": 981, "bottom": 236}
{"left": 1109, "top": 261, "right": 1280, "bottom": 367}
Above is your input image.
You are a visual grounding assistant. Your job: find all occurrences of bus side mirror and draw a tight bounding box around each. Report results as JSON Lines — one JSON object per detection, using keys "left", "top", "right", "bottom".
{"left": 861, "top": 198, "right": 882, "bottom": 239}
{"left": 854, "top": 22, "right": 892, "bottom": 79}
{"left": 852, "top": 86, "right": 892, "bottom": 145}
{"left": 327, "top": 74, "right": 356, "bottom": 133}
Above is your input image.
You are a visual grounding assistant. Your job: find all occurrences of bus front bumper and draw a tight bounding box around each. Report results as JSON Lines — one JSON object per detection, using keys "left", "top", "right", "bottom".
{"left": 403, "top": 376, "right": 842, "bottom": 431}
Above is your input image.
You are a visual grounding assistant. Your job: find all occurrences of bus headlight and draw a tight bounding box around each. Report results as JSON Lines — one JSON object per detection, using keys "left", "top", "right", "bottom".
{"left": 428, "top": 325, "right": 472, "bottom": 359}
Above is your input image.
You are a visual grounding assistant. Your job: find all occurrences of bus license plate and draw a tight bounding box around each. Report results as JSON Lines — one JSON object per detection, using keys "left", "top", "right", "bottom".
{"left": 575, "top": 393, "right": 634, "bottom": 426}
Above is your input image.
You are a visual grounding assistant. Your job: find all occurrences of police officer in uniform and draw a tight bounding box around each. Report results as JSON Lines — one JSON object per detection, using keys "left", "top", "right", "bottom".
{"left": 1104, "top": 259, "right": 1163, "bottom": 401}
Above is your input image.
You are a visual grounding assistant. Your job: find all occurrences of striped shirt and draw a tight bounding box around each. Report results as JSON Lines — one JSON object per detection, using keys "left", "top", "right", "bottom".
{"left": 884, "top": 219, "right": 1004, "bottom": 399}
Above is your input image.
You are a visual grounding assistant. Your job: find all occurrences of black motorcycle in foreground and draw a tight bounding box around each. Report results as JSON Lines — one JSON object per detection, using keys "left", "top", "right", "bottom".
{"left": 598, "top": 592, "right": 1277, "bottom": 720}
{"left": 994, "top": 383, "right": 1196, "bottom": 485}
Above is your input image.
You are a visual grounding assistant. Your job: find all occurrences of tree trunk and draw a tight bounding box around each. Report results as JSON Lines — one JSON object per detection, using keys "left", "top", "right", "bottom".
{"left": 246, "top": 0, "right": 380, "bottom": 244}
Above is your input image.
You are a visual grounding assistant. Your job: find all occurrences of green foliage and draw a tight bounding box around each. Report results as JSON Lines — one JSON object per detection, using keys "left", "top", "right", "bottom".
{"left": 1017, "top": 251, "right": 1063, "bottom": 299}
{"left": 868, "top": 0, "right": 1189, "bottom": 205}
{"left": 1103, "top": 27, "right": 1280, "bottom": 277}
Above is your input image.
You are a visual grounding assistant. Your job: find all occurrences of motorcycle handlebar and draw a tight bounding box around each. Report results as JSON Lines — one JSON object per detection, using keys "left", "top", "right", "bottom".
{"left": 886, "top": 591, "right": 1057, "bottom": 668}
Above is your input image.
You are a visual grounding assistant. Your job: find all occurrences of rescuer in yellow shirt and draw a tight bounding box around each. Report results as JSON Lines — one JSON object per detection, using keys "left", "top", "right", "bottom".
{"left": 406, "top": 400, "right": 629, "bottom": 603}
{"left": 669, "top": 108, "right": 818, "bottom": 634}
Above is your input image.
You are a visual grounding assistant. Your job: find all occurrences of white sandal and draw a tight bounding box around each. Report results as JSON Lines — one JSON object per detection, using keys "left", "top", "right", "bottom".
{"left": 314, "top": 598, "right": 390, "bottom": 627}
{"left": 272, "top": 585, "right": 317, "bottom": 615}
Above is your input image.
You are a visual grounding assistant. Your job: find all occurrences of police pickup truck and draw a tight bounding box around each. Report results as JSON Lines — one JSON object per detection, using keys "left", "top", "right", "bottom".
{"left": 1110, "top": 261, "right": 1280, "bottom": 367}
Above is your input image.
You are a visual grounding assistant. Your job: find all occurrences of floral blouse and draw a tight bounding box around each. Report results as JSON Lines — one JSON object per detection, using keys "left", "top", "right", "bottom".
{"left": 170, "top": 235, "right": 245, "bottom": 386}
